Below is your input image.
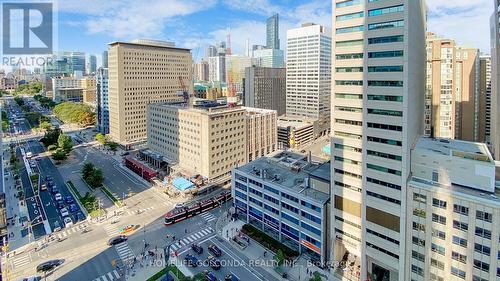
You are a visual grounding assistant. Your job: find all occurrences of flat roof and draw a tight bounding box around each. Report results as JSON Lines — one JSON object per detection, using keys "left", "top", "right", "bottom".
{"left": 150, "top": 102, "right": 245, "bottom": 114}
{"left": 415, "top": 137, "right": 493, "bottom": 163}
{"left": 235, "top": 151, "right": 330, "bottom": 204}
{"left": 409, "top": 176, "right": 500, "bottom": 206}
{"left": 108, "top": 41, "right": 190, "bottom": 51}
{"left": 277, "top": 118, "right": 314, "bottom": 129}
{"left": 308, "top": 161, "right": 331, "bottom": 182}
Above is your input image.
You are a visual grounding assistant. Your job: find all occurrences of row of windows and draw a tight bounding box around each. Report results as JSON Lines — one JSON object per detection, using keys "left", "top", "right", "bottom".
{"left": 367, "top": 65, "right": 403, "bottom": 73}
{"left": 368, "top": 35, "right": 404, "bottom": 45}
{"left": 367, "top": 163, "right": 401, "bottom": 176}
{"left": 336, "top": 25, "right": 364, "bottom": 34}
{"left": 336, "top": 0, "right": 360, "bottom": 8}
{"left": 368, "top": 50, "right": 403, "bottom": 58}
{"left": 336, "top": 53, "right": 363, "bottom": 60}
{"left": 368, "top": 95, "right": 403, "bottom": 102}
{"left": 367, "top": 150, "right": 402, "bottom": 161}
{"left": 368, "top": 108, "right": 403, "bottom": 117}
{"left": 368, "top": 80, "right": 403, "bottom": 87}
{"left": 367, "top": 190, "right": 401, "bottom": 204}
{"left": 337, "top": 11, "right": 364, "bottom": 21}
{"left": 336, "top": 80, "right": 363, "bottom": 86}
{"left": 368, "top": 20, "right": 404, "bottom": 30}
{"left": 368, "top": 136, "right": 402, "bottom": 146}
{"left": 367, "top": 177, "right": 401, "bottom": 190}
{"left": 368, "top": 5, "right": 404, "bottom": 17}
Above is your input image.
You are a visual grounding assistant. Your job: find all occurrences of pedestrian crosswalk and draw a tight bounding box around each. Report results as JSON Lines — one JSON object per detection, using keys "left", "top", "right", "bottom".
{"left": 54, "top": 223, "right": 90, "bottom": 239}
{"left": 11, "top": 254, "right": 31, "bottom": 268}
{"left": 200, "top": 212, "right": 217, "bottom": 222}
{"left": 170, "top": 227, "right": 214, "bottom": 252}
{"left": 126, "top": 206, "right": 154, "bottom": 215}
{"left": 115, "top": 242, "right": 135, "bottom": 261}
{"left": 92, "top": 269, "right": 121, "bottom": 281}
{"left": 104, "top": 224, "right": 120, "bottom": 237}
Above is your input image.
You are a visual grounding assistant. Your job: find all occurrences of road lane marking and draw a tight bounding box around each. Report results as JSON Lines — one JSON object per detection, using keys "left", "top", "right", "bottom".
{"left": 214, "top": 239, "right": 266, "bottom": 281}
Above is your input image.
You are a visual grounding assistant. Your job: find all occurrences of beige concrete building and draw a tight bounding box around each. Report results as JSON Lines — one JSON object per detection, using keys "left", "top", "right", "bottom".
{"left": 408, "top": 137, "right": 499, "bottom": 281}
{"left": 244, "top": 107, "right": 277, "bottom": 162}
{"left": 80, "top": 77, "right": 97, "bottom": 104}
{"left": 478, "top": 55, "right": 492, "bottom": 143}
{"left": 108, "top": 40, "right": 192, "bottom": 146}
{"left": 194, "top": 59, "right": 209, "bottom": 81}
{"left": 277, "top": 116, "right": 316, "bottom": 149}
{"left": 425, "top": 33, "right": 480, "bottom": 141}
{"left": 51, "top": 77, "right": 82, "bottom": 102}
{"left": 147, "top": 102, "right": 277, "bottom": 182}
{"left": 331, "top": 1, "right": 426, "bottom": 280}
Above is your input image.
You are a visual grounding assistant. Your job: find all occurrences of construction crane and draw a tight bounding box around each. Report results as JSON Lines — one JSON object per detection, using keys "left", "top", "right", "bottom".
{"left": 177, "top": 76, "right": 190, "bottom": 105}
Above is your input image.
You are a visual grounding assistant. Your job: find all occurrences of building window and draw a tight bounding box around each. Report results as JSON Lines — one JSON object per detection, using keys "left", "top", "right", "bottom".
{"left": 453, "top": 204, "right": 469, "bottom": 215}
{"left": 336, "top": 11, "right": 364, "bottom": 21}
{"left": 368, "top": 80, "right": 403, "bottom": 87}
{"left": 367, "top": 163, "right": 401, "bottom": 176}
{"left": 474, "top": 243, "right": 491, "bottom": 256}
{"left": 476, "top": 210, "right": 493, "bottom": 222}
{"left": 367, "top": 150, "right": 402, "bottom": 161}
{"left": 336, "top": 53, "right": 363, "bottom": 60}
{"left": 475, "top": 227, "right": 492, "bottom": 239}
{"left": 432, "top": 213, "right": 446, "bottom": 225}
{"left": 431, "top": 258, "right": 445, "bottom": 270}
{"left": 368, "top": 50, "right": 403, "bottom": 58}
{"left": 336, "top": 0, "right": 361, "bottom": 8}
{"left": 413, "top": 193, "right": 427, "bottom": 203}
{"left": 336, "top": 67, "right": 364, "bottom": 73}
{"left": 431, "top": 243, "right": 445, "bottom": 255}
{"left": 412, "top": 236, "right": 425, "bottom": 247}
{"left": 432, "top": 198, "right": 447, "bottom": 209}
{"left": 452, "top": 251, "right": 467, "bottom": 264}
{"left": 368, "top": 35, "right": 404, "bottom": 45}
{"left": 431, "top": 228, "right": 445, "bottom": 240}
{"left": 411, "top": 265, "right": 423, "bottom": 276}
{"left": 336, "top": 25, "right": 364, "bottom": 34}
{"left": 452, "top": 236, "right": 467, "bottom": 247}
{"left": 336, "top": 80, "right": 363, "bottom": 86}
{"left": 412, "top": 250, "right": 425, "bottom": 262}
{"left": 412, "top": 222, "right": 425, "bottom": 232}
{"left": 451, "top": 267, "right": 466, "bottom": 279}
{"left": 473, "top": 259, "right": 490, "bottom": 272}
{"left": 453, "top": 220, "right": 468, "bottom": 231}
{"left": 368, "top": 5, "right": 404, "bottom": 17}
{"left": 336, "top": 39, "right": 364, "bottom": 47}
{"left": 368, "top": 20, "right": 404, "bottom": 30}
{"left": 367, "top": 108, "right": 403, "bottom": 117}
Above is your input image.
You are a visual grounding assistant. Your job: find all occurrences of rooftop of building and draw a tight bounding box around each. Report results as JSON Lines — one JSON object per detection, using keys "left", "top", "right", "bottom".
{"left": 242, "top": 107, "right": 277, "bottom": 116}
{"left": 308, "top": 161, "right": 331, "bottom": 182}
{"left": 150, "top": 101, "right": 244, "bottom": 114}
{"left": 415, "top": 137, "right": 494, "bottom": 163}
{"left": 409, "top": 176, "right": 500, "bottom": 206}
{"left": 108, "top": 40, "right": 190, "bottom": 51}
{"left": 277, "top": 116, "right": 315, "bottom": 129}
{"left": 235, "top": 151, "right": 330, "bottom": 204}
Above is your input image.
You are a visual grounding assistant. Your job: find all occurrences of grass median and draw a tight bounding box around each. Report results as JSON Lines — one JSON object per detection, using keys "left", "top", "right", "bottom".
{"left": 67, "top": 180, "right": 104, "bottom": 218}
{"left": 101, "top": 185, "right": 123, "bottom": 207}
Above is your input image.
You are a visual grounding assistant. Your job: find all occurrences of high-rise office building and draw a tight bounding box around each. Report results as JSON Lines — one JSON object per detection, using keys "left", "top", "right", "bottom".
{"left": 87, "top": 54, "right": 97, "bottom": 74}
{"left": 68, "top": 51, "right": 86, "bottom": 74}
{"left": 216, "top": 41, "right": 227, "bottom": 56}
{"left": 425, "top": 33, "right": 480, "bottom": 141}
{"left": 208, "top": 56, "right": 226, "bottom": 82}
{"left": 108, "top": 40, "right": 192, "bottom": 145}
{"left": 252, "top": 48, "right": 284, "bottom": 68}
{"left": 286, "top": 23, "right": 331, "bottom": 134}
{"left": 490, "top": 3, "right": 500, "bottom": 160}
{"left": 205, "top": 45, "right": 217, "bottom": 59}
{"left": 102, "top": 51, "right": 109, "bottom": 68}
{"left": 96, "top": 67, "right": 109, "bottom": 134}
{"left": 331, "top": 1, "right": 426, "bottom": 280}
{"left": 479, "top": 55, "right": 492, "bottom": 143}
{"left": 244, "top": 66, "right": 286, "bottom": 115}
{"left": 81, "top": 77, "right": 97, "bottom": 104}
{"left": 194, "top": 59, "right": 209, "bottom": 81}
{"left": 267, "top": 14, "right": 280, "bottom": 50}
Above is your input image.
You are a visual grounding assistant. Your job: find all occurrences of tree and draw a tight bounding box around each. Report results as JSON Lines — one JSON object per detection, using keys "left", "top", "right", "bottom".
{"left": 274, "top": 249, "right": 285, "bottom": 266}
{"left": 53, "top": 102, "right": 96, "bottom": 126}
{"left": 106, "top": 142, "right": 118, "bottom": 151}
{"left": 39, "top": 121, "right": 53, "bottom": 131}
{"left": 309, "top": 272, "right": 322, "bottom": 281}
{"left": 47, "top": 145, "right": 57, "bottom": 151}
{"left": 58, "top": 134, "right": 73, "bottom": 152}
{"left": 95, "top": 133, "right": 106, "bottom": 144}
{"left": 52, "top": 149, "right": 67, "bottom": 160}
{"left": 41, "top": 127, "right": 61, "bottom": 147}
{"left": 86, "top": 168, "right": 104, "bottom": 188}
{"left": 81, "top": 162, "right": 94, "bottom": 179}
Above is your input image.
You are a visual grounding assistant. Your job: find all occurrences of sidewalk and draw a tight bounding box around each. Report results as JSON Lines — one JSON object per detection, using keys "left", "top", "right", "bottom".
{"left": 4, "top": 169, "right": 31, "bottom": 252}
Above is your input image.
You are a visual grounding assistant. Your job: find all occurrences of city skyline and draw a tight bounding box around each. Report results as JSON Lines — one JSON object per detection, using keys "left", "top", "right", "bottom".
{"left": 51, "top": 0, "right": 491, "bottom": 63}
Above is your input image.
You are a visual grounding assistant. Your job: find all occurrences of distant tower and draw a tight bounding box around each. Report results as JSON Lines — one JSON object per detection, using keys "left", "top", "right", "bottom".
{"left": 245, "top": 38, "right": 250, "bottom": 57}
{"left": 266, "top": 13, "right": 279, "bottom": 50}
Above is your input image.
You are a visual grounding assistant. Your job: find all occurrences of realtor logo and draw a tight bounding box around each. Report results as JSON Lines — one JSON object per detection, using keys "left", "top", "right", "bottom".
{"left": 2, "top": 2, "right": 53, "bottom": 55}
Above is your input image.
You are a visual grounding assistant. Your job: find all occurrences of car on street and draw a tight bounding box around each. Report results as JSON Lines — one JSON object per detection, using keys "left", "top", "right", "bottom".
{"left": 35, "top": 259, "right": 63, "bottom": 273}
{"left": 65, "top": 196, "right": 74, "bottom": 204}
{"left": 75, "top": 212, "right": 84, "bottom": 221}
{"left": 47, "top": 180, "right": 54, "bottom": 187}
{"left": 225, "top": 273, "right": 239, "bottom": 281}
{"left": 56, "top": 202, "right": 65, "bottom": 209}
{"left": 63, "top": 217, "right": 73, "bottom": 227}
{"left": 184, "top": 254, "right": 199, "bottom": 267}
{"left": 207, "top": 256, "right": 221, "bottom": 270}
{"left": 54, "top": 193, "right": 62, "bottom": 201}
{"left": 20, "top": 276, "right": 42, "bottom": 281}
{"left": 69, "top": 204, "right": 78, "bottom": 213}
{"left": 53, "top": 221, "right": 61, "bottom": 232}
{"left": 40, "top": 183, "right": 47, "bottom": 191}
{"left": 191, "top": 244, "right": 203, "bottom": 254}
{"left": 51, "top": 186, "right": 59, "bottom": 194}
{"left": 45, "top": 175, "right": 52, "bottom": 181}
{"left": 60, "top": 208, "right": 69, "bottom": 217}
{"left": 107, "top": 235, "right": 127, "bottom": 246}
{"left": 203, "top": 270, "right": 217, "bottom": 281}
{"left": 208, "top": 244, "right": 222, "bottom": 257}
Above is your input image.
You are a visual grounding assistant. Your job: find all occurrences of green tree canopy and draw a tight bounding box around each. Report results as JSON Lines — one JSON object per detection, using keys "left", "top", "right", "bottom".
{"left": 309, "top": 272, "right": 322, "bottom": 281}
{"left": 58, "top": 134, "right": 73, "bottom": 152}
{"left": 41, "top": 127, "right": 62, "bottom": 147}
{"left": 95, "top": 133, "right": 106, "bottom": 144}
{"left": 81, "top": 162, "right": 94, "bottom": 179}
{"left": 52, "top": 149, "right": 67, "bottom": 160}
{"left": 14, "top": 82, "right": 43, "bottom": 96}
{"left": 53, "top": 102, "right": 95, "bottom": 126}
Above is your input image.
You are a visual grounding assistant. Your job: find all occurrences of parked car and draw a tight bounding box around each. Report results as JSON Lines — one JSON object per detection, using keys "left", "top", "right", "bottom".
{"left": 63, "top": 217, "right": 73, "bottom": 227}
{"left": 51, "top": 186, "right": 59, "bottom": 194}
{"left": 208, "top": 244, "right": 222, "bottom": 257}
{"left": 65, "top": 196, "right": 74, "bottom": 204}
{"left": 203, "top": 270, "right": 217, "bottom": 281}
{"left": 60, "top": 208, "right": 69, "bottom": 217}
{"left": 20, "top": 276, "right": 42, "bottom": 281}
{"left": 119, "top": 225, "right": 138, "bottom": 234}
{"left": 191, "top": 244, "right": 203, "bottom": 255}
{"left": 107, "top": 235, "right": 127, "bottom": 246}
{"left": 40, "top": 183, "right": 47, "bottom": 191}
{"left": 53, "top": 221, "right": 61, "bottom": 232}
{"left": 225, "top": 273, "right": 239, "bottom": 281}
{"left": 36, "top": 259, "right": 63, "bottom": 273}
{"left": 45, "top": 175, "right": 52, "bottom": 181}
{"left": 56, "top": 202, "right": 65, "bottom": 210}
{"left": 207, "top": 256, "right": 221, "bottom": 270}
{"left": 54, "top": 193, "right": 62, "bottom": 201}
{"left": 184, "top": 254, "right": 199, "bottom": 267}
{"left": 75, "top": 212, "right": 84, "bottom": 221}
{"left": 69, "top": 204, "right": 78, "bottom": 213}
{"left": 47, "top": 180, "right": 54, "bottom": 187}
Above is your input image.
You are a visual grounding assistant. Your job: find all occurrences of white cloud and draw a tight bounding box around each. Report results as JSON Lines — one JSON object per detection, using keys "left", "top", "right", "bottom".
{"left": 57, "top": 0, "right": 217, "bottom": 39}
{"left": 222, "top": 0, "right": 282, "bottom": 16}
{"left": 426, "top": 0, "right": 493, "bottom": 52}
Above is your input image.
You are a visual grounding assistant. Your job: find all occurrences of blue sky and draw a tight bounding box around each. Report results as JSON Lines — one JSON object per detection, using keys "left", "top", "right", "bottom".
{"left": 53, "top": 0, "right": 493, "bottom": 64}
